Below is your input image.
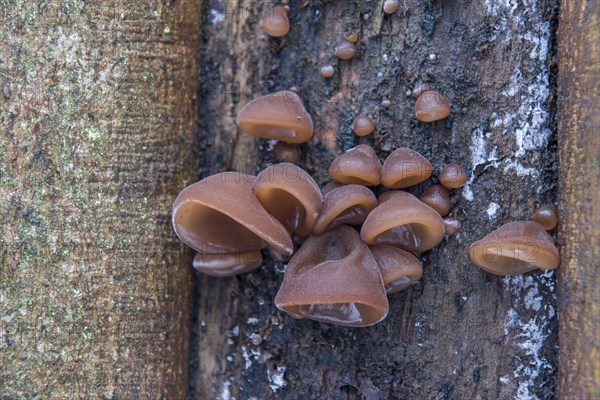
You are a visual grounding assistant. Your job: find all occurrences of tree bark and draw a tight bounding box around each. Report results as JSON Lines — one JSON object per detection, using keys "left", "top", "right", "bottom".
{"left": 190, "top": 1, "right": 561, "bottom": 399}
{"left": 557, "top": 1, "right": 600, "bottom": 399}
{"left": 0, "top": 1, "right": 201, "bottom": 398}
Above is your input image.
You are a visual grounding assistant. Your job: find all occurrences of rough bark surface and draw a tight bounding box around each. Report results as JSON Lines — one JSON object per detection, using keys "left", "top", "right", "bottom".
{"left": 190, "top": 1, "right": 561, "bottom": 399}
{"left": 0, "top": 1, "right": 201, "bottom": 398}
{"left": 557, "top": 1, "right": 600, "bottom": 399}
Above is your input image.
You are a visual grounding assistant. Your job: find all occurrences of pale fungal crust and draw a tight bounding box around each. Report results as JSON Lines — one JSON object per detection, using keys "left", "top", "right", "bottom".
{"left": 468, "top": 221, "right": 560, "bottom": 276}
{"left": 532, "top": 204, "right": 559, "bottom": 230}
{"left": 415, "top": 90, "right": 451, "bottom": 122}
{"left": 192, "top": 251, "right": 263, "bottom": 277}
{"left": 236, "top": 90, "right": 313, "bottom": 143}
{"left": 329, "top": 144, "right": 382, "bottom": 186}
{"left": 440, "top": 163, "right": 467, "bottom": 189}
{"left": 369, "top": 245, "right": 423, "bottom": 294}
{"left": 312, "top": 184, "right": 378, "bottom": 234}
{"left": 172, "top": 172, "right": 294, "bottom": 257}
{"left": 361, "top": 190, "right": 445, "bottom": 253}
{"left": 420, "top": 184, "right": 451, "bottom": 216}
{"left": 381, "top": 147, "right": 433, "bottom": 188}
{"left": 261, "top": 6, "right": 290, "bottom": 37}
{"left": 254, "top": 163, "right": 323, "bottom": 237}
{"left": 352, "top": 115, "right": 376, "bottom": 137}
{"left": 275, "top": 226, "right": 389, "bottom": 327}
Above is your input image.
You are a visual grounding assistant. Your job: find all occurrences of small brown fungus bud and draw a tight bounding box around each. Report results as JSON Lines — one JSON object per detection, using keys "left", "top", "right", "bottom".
{"left": 443, "top": 217, "right": 461, "bottom": 236}
{"left": 273, "top": 142, "right": 300, "bottom": 163}
{"left": 329, "top": 144, "right": 382, "bottom": 186}
{"left": 320, "top": 65, "right": 335, "bottom": 78}
{"left": 334, "top": 40, "right": 357, "bottom": 60}
{"left": 412, "top": 83, "right": 432, "bottom": 99}
{"left": 532, "top": 204, "right": 558, "bottom": 230}
{"left": 381, "top": 147, "right": 433, "bottom": 189}
{"left": 261, "top": 6, "right": 290, "bottom": 37}
{"left": 344, "top": 31, "right": 359, "bottom": 43}
{"left": 420, "top": 185, "right": 451, "bottom": 217}
{"left": 440, "top": 163, "right": 467, "bottom": 189}
{"left": 352, "top": 115, "right": 376, "bottom": 137}
{"left": 415, "top": 90, "right": 451, "bottom": 122}
{"left": 382, "top": 0, "right": 400, "bottom": 15}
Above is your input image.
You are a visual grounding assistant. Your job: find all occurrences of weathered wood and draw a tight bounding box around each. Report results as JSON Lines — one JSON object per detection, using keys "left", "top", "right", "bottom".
{"left": 190, "top": 0, "right": 561, "bottom": 398}
{"left": 0, "top": 1, "right": 201, "bottom": 398}
{"left": 557, "top": 1, "right": 600, "bottom": 399}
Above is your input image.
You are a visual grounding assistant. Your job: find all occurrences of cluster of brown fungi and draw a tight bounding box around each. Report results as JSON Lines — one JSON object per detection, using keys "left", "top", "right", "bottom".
{"left": 173, "top": 5, "right": 561, "bottom": 328}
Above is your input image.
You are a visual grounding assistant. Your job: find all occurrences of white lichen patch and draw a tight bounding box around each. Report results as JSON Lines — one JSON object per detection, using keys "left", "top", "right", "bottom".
{"left": 486, "top": 202, "right": 500, "bottom": 219}
{"left": 267, "top": 365, "right": 287, "bottom": 392}
{"left": 217, "top": 380, "right": 233, "bottom": 400}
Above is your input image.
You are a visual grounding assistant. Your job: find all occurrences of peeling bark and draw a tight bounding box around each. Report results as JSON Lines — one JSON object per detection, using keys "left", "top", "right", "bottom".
{"left": 0, "top": 1, "right": 201, "bottom": 398}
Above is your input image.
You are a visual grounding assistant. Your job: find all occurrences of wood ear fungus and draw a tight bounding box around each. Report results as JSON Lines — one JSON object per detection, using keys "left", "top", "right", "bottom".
{"left": 320, "top": 65, "right": 335, "bottom": 78}
{"left": 381, "top": 147, "right": 433, "bottom": 188}
{"left": 329, "top": 144, "right": 382, "bottom": 186}
{"left": 415, "top": 90, "right": 451, "bottom": 122}
{"left": 369, "top": 245, "right": 423, "bottom": 294}
{"left": 382, "top": 0, "right": 400, "bottom": 15}
{"left": 275, "top": 226, "right": 389, "bottom": 327}
{"left": 334, "top": 39, "right": 357, "bottom": 60}
{"left": 412, "top": 83, "right": 432, "bottom": 99}
{"left": 420, "top": 184, "right": 451, "bottom": 217}
{"left": 440, "top": 163, "right": 467, "bottom": 189}
{"left": 313, "top": 184, "right": 378, "bottom": 234}
{"left": 261, "top": 6, "right": 290, "bottom": 37}
{"left": 353, "top": 115, "right": 376, "bottom": 137}
{"left": 532, "top": 204, "right": 558, "bottom": 230}
{"left": 443, "top": 217, "right": 461, "bottom": 236}
{"left": 236, "top": 90, "right": 313, "bottom": 143}
{"left": 469, "top": 221, "right": 560, "bottom": 276}
{"left": 193, "top": 251, "right": 263, "bottom": 277}
{"left": 361, "top": 191, "right": 445, "bottom": 253}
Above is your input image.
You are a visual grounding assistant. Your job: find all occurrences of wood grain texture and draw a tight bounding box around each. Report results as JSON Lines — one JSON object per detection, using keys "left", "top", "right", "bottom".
{"left": 189, "top": 0, "right": 561, "bottom": 398}
{"left": 0, "top": 1, "right": 201, "bottom": 398}
{"left": 557, "top": 1, "right": 600, "bottom": 399}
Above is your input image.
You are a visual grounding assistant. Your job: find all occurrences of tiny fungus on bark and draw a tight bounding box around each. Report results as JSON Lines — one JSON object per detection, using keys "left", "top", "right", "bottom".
{"left": 415, "top": 90, "right": 451, "bottom": 122}
{"left": 532, "top": 204, "right": 559, "bottom": 230}
{"left": 261, "top": 6, "right": 290, "bottom": 37}
{"left": 353, "top": 115, "right": 376, "bottom": 137}
{"left": 273, "top": 142, "right": 300, "bottom": 163}
{"left": 192, "top": 251, "right": 263, "bottom": 277}
{"left": 440, "top": 163, "right": 467, "bottom": 189}
{"left": 382, "top": 0, "right": 400, "bottom": 15}
{"left": 361, "top": 191, "right": 445, "bottom": 253}
{"left": 254, "top": 163, "right": 323, "bottom": 238}
{"left": 369, "top": 245, "right": 423, "bottom": 294}
{"left": 329, "top": 144, "right": 382, "bottom": 186}
{"left": 236, "top": 90, "right": 313, "bottom": 143}
{"left": 334, "top": 39, "right": 357, "bottom": 60}
{"left": 381, "top": 147, "right": 433, "bottom": 188}
{"left": 275, "top": 226, "right": 389, "bottom": 327}
{"left": 420, "top": 184, "right": 451, "bottom": 216}
{"left": 172, "top": 172, "right": 294, "bottom": 274}
{"left": 320, "top": 65, "right": 335, "bottom": 78}
{"left": 443, "top": 217, "right": 461, "bottom": 236}
{"left": 313, "top": 184, "right": 378, "bottom": 234}
{"left": 469, "top": 221, "right": 560, "bottom": 276}
{"left": 412, "top": 83, "right": 432, "bottom": 99}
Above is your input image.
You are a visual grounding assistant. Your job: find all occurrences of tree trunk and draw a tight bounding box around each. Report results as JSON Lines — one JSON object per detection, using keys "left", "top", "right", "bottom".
{"left": 557, "top": 1, "right": 600, "bottom": 399}
{"left": 190, "top": 1, "right": 561, "bottom": 399}
{"left": 0, "top": 1, "right": 201, "bottom": 398}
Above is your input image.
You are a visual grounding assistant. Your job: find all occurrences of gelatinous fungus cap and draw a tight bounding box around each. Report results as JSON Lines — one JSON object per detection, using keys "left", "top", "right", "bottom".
{"left": 352, "top": 115, "right": 376, "bottom": 137}
{"left": 254, "top": 163, "right": 323, "bottom": 237}
{"left": 468, "top": 221, "right": 560, "bottom": 276}
{"left": 275, "top": 226, "right": 389, "bottom": 327}
{"left": 236, "top": 90, "right": 313, "bottom": 143}
{"left": 192, "top": 251, "right": 263, "bottom": 277}
{"left": 329, "top": 144, "right": 382, "bottom": 186}
{"left": 440, "top": 163, "right": 467, "bottom": 189}
{"left": 334, "top": 39, "right": 357, "bottom": 60}
{"left": 361, "top": 191, "right": 445, "bottom": 253}
{"left": 369, "top": 245, "right": 423, "bottom": 294}
{"left": 381, "top": 147, "right": 433, "bottom": 189}
{"left": 415, "top": 91, "right": 451, "bottom": 122}
{"left": 420, "top": 184, "right": 451, "bottom": 217}
{"left": 172, "top": 172, "right": 294, "bottom": 257}
{"left": 313, "top": 184, "right": 378, "bottom": 234}
{"left": 532, "top": 204, "right": 558, "bottom": 231}
{"left": 261, "top": 6, "right": 289, "bottom": 37}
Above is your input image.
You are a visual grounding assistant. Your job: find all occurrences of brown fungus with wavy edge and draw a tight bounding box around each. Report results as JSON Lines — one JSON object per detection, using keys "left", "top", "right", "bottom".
{"left": 254, "top": 163, "right": 322, "bottom": 238}
{"left": 361, "top": 191, "right": 445, "bottom": 253}
{"left": 415, "top": 90, "right": 451, "bottom": 122}
{"left": 313, "top": 184, "right": 378, "bottom": 234}
{"left": 440, "top": 163, "right": 467, "bottom": 189}
{"left": 329, "top": 144, "right": 382, "bottom": 186}
{"left": 261, "top": 6, "right": 289, "bottom": 37}
{"left": 532, "top": 204, "right": 558, "bottom": 230}
{"left": 469, "top": 221, "right": 560, "bottom": 276}
{"left": 236, "top": 90, "right": 313, "bottom": 143}
{"left": 275, "top": 226, "right": 389, "bottom": 327}
{"left": 369, "top": 245, "right": 423, "bottom": 294}
{"left": 192, "top": 251, "right": 263, "bottom": 277}
{"left": 321, "top": 181, "right": 345, "bottom": 195}
{"left": 420, "top": 184, "right": 451, "bottom": 216}
{"left": 353, "top": 115, "right": 376, "bottom": 137}
{"left": 381, "top": 147, "right": 433, "bottom": 189}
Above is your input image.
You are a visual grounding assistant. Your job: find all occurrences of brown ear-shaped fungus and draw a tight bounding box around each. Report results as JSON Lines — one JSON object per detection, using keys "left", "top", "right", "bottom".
{"left": 369, "top": 245, "right": 423, "bottom": 294}
{"left": 321, "top": 181, "right": 345, "bottom": 195}
{"left": 313, "top": 185, "right": 378, "bottom": 234}
{"left": 443, "top": 217, "right": 461, "bottom": 236}
{"left": 275, "top": 226, "right": 389, "bottom": 327}
{"left": 334, "top": 40, "right": 357, "bottom": 60}
{"left": 381, "top": 147, "right": 433, "bottom": 188}
{"left": 440, "top": 163, "right": 467, "bottom": 189}
{"left": 172, "top": 172, "right": 294, "bottom": 257}
{"left": 420, "top": 184, "right": 451, "bottom": 216}
{"left": 236, "top": 90, "right": 313, "bottom": 144}
{"left": 361, "top": 191, "right": 445, "bottom": 253}
{"left": 261, "top": 6, "right": 289, "bottom": 37}
{"left": 254, "top": 163, "right": 323, "bottom": 237}
{"left": 532, "top": 204, "right": 558, "bottom": 230}
{"left": 353, "top": 115, "right": 376, "bottom": 137}
{"left": 468, "top": 221, "right": 560, "bottom": 276}
{"left": 329, "top": 144, "right": 382, "bottom": 186}
{"left": 415, "top": 91, "right": 450, "bottom": 122}
{"left": 193, "top": 251, "right": 263, "bottom": 277}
